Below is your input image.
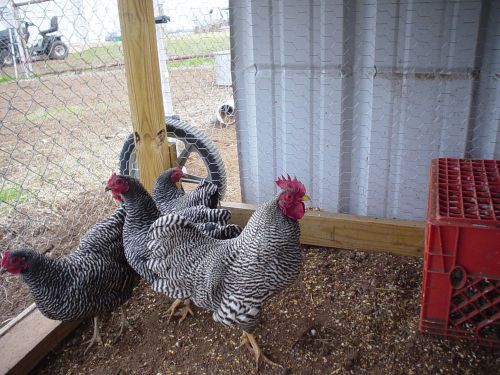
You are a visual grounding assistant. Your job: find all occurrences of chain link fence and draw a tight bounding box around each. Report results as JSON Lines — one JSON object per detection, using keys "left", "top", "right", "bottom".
{"left": 0, "top": 0, "right": 236, "bottom": 324}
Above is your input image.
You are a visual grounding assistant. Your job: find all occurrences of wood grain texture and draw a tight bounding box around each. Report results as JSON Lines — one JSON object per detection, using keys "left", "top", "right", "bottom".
{"left": 221, "top": 202, "right": 425, "bottom": 257}
{"left": 0, "top": 305, "right": 80, "bottom": 375}
{"left": 117, "top": 0, "right": 173, "bottom": 192}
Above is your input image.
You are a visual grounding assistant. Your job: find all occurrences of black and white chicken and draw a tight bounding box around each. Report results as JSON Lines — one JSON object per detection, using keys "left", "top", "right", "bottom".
{"left": 1, "top": 207, "right": 139, "bottom": 353}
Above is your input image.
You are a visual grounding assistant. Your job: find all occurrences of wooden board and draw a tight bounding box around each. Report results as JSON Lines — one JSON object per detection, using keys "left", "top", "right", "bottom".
{"left": 117, "top": 0, "right": 173, "bottom": 192}
{"left": 222, "top": 202, "right": 425, "bottom": 258}
{"left": 0, "top": 304, "right": 80, "bottom": 375}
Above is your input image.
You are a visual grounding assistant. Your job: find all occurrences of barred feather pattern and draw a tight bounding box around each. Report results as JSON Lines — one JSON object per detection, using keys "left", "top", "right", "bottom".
{"left": 197, "top": 222, "right": 243, "bottom": 240}
{"left": 153, "top": 178, "right": 219, "bottom": 215}
{"left": 177, "top": 205, "right": 231, "bottom": 225}
{"left": 121, "top": 178, "right": 161, "bottom": 284}
{"left": 121, "top": 178, "right": 240, "bottom": 285}
{"left": 17, "top": 207, "right": 138, "bottom": 321}
{"left": 177, "top": 205, "right": 241, "bottom": 239}
{"left": 146, "top": 193, "right": 302, "bottom": 332}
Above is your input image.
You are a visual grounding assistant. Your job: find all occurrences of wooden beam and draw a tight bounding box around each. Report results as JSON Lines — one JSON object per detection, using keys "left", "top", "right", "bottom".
{"left": 117, "top": 0, "right": 173, "bottom": 192}
{"left": 221, "top": 202, "right": 425, "bottom": 257}
{"left": 0, "top": 304, "right": 80, "bottom": 375}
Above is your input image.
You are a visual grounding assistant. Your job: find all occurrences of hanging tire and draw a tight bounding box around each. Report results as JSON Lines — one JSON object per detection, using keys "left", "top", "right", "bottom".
{"left": 119, "top": 116, "right": 227, "bottom": 199}
{"left": 49, "top": 41, "right": 68, "bottom": 60}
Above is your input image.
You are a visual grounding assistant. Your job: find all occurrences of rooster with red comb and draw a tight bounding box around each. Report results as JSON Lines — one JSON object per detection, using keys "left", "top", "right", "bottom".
{"left": 145, "top": 175, "right": 309, "bottom": 370}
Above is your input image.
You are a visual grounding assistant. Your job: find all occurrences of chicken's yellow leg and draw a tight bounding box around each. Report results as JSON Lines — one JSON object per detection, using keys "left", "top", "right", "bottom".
{"left": 240, "top": 331, "right": 282, "bottom": 371}
{"left": 176, "top": 299, "right": 194, "bottom": 323}
{"left": 165, "top": 299, "right": 194, "bottom": 323}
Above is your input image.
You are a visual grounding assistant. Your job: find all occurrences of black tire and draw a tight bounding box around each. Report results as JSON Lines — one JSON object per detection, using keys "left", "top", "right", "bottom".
{"left": 49, "top": 41, "right": 68, "bottom": 60}
{"left": 119, "top": 117, "right": 227, "bottom": 199}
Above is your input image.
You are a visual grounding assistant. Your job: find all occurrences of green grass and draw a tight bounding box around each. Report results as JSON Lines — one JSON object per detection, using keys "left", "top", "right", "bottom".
{"left": 165, "top": 31, "right": 230, "bottom": 56}
{"left": 25, "top": 104, "right": 84, "bottom": 122}
{"left": 0, "top": 74, "right": 15, "bottom": 84}
{"left": 70, "top": 30, "right": 229, "bottom": 65}
{"left": 167, "top": 57, "right": 214, "bottom": 68}
{"left": 70, "top": 43, "right": 123, "bottom": 64}
{"left": 0, "top": 187, "right": 27, "bottom": 204}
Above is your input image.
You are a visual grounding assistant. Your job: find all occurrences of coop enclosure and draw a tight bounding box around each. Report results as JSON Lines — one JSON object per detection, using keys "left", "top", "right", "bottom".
{"left": 233, "top": 0, "right": 499, "bottom": 220}
{"left": 0, "top": 0, "right": 498, "bottom": 354}
{"left": 0, "top": 0, "right": 235, "bottom": 326}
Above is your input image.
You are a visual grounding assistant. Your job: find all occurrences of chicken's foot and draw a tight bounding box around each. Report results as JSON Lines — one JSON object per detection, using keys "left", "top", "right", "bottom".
{"left": 165, "top": 299, "right": 194, "bottom": 324}
{"left": 240, "top": 331, "right": 282, "bottom": 371}
{"left": 84, "top": 316, "right": 102, "bottom": 354}
{"left": 114, "top": 306, "right": 132, "bottom": 343}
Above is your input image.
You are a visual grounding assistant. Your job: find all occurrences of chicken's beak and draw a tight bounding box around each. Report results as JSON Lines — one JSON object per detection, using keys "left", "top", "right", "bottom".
{"left": 104, "top": 185, "right": 112, "bottom": 192}
{"left": 0, "top": 268, "right": 6, "bottom": 275}
{"left": 301, "top": 194, "right": 311, "bottom": 202}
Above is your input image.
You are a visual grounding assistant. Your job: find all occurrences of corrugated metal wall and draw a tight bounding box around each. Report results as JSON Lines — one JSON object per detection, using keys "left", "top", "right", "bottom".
{"left": 231, "top": 0, "right": 499, "bottom": 220}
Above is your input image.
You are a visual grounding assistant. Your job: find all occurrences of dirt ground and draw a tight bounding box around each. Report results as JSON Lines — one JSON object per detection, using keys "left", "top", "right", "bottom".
{"left": 2, "top": 48, "right": 498, "bottom": 375}
{"left": 0, "top": 65, "right": 239, "bottom": 323}
{"left": 33, "top": 248, "right": 499, "bottom": 375}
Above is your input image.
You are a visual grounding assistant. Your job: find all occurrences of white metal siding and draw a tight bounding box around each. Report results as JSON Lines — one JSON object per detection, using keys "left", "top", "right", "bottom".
{"left": 231, "top": 0, "right": 500, "bottom": 220}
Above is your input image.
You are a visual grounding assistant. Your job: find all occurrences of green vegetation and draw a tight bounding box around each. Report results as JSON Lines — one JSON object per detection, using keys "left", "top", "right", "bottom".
{"left": 70, "top": 30, "right": 229, "bottom": 66}
{"left": 0, "top": 74, "right": 15, "bottom": 84}
{"left": 69, "top": 43, "right": 123, "bottom": 64}
{"left": 167, "top": 57, "right": 214, "bottom": 68}
{"left": 165, "top": 31, "right": 230, "bottom": 56}
{"left": 25, "top": 104, "right": 84, "bottom": 122}
{"left": 0, "top": 186, "right": 27, "bottom": 204}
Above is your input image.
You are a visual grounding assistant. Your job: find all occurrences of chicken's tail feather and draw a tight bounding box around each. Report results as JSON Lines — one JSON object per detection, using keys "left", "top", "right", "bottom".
{"left": 147, "top": 214, "right": 196, "bottom": 240}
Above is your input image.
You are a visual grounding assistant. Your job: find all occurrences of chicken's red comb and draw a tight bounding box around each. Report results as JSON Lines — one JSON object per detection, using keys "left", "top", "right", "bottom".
{"left": 1, "top": 251, "right": 9, "bottom": 268}
{"left": 107, "top": 172, "right": 117, "bottom": 185}
{"left": 275, "top": 175, "right": 306, "bottom": 196}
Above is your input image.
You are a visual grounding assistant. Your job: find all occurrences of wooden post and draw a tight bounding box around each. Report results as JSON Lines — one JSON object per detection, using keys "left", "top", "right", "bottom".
{"left": 117, "top": 0, "right": 173, "bottom": 192}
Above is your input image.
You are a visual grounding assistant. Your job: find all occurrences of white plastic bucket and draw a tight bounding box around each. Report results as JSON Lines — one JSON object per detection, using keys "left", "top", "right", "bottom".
{"left": 216, "top": 99, "right": 235, "bottom": 126}
{"left": 214, "top": 50, "right": 232, "bottom": 86}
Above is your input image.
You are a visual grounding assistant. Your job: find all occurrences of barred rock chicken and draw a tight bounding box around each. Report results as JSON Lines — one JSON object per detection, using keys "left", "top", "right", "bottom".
{"left": 0, "top": 207, "right": 138, "bottom": 353}
{"left": 152, "top": 167, "right": 240, "bottom": 239}
{"left": 152, "top": 167, "right": 220, "bottom": 214}
{"left": 106, "top": 174, "right": 160, "bottom": 286}
{"left": 106, "top": 173, "right": 242, "bottom": 319}
{"left": 145, "top": 176, "right": 309, "bottom": 369}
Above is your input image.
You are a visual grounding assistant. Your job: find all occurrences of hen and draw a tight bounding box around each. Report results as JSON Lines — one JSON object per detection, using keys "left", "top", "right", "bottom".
{"left": 145, "top": 176, "right": 309, "bottom": 369}
{"left": 106, "top": 173, "right": 241, "bottom": 320}
{"left": 152, "top": 167, "right": 220, "bottom": 214}
{"left": 1, "top": 207, "right": 138, "bottom": 353}
{"left": 152, "top": 167, "right": 238, "bottom": 238}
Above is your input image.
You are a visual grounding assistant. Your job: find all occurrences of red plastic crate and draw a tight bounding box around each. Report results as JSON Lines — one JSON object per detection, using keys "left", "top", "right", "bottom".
{"left": 420, "top": 158, "right": 500, "bottom": 346}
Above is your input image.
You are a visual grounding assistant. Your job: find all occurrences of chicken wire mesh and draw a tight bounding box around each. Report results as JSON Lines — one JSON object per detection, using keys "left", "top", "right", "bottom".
{"left": 232, "top": 0, "right": 499, "bottom": 221}
{"left": 0, "top": 0, "right": 237, "bottom": 324}
{"left": 0, "top": 0, "right": 498, "bottom": 335}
